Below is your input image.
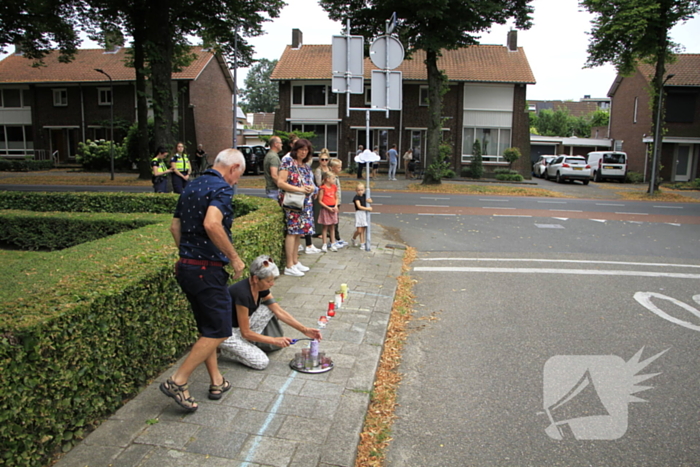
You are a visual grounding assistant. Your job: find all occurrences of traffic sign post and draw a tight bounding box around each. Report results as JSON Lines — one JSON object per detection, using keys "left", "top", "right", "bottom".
{"left": 332, "top": 15, "right": 403, "bottom": 251}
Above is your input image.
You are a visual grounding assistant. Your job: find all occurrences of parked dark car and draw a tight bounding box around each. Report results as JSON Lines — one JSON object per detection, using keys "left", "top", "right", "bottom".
{"left": 237, "top": 145, "right": 266, "bottom": 175}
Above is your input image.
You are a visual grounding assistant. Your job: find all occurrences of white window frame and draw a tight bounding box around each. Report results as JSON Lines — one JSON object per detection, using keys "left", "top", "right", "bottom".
{"left": 461, "top": 127, "right": 512, "bottom": 163}
{"left": 98, "top": 87, "right": 112, "bottom": 106}
{"left": 53, "top": 89, "right": 68, "bottom": 107}
{"left": 290, "top": 83, "right": 337, "bottom": 107}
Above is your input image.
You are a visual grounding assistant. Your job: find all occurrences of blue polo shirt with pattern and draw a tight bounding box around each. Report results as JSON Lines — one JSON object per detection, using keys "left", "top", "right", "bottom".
{"left": 173, "top": 168, "right": 233, "bottom": 263}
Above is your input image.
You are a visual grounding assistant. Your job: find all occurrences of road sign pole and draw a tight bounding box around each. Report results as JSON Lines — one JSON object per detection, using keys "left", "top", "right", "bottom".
{"left": 365, "top": 109, "right": 372, "bottom": 251}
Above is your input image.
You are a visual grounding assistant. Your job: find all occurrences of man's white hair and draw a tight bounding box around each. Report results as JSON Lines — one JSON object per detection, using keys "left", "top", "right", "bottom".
{"left": 213, "top": 148, "right": 245, "bottom": 170}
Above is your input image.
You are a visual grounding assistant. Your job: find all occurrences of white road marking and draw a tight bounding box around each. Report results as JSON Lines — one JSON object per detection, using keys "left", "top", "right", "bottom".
{"left": 537, "top": 201, "right": 568, "bottom": 204}
{"left": 597, "top": 203, "right": 625, "bottom": 206}
{"left": 417, "top": 258, "right": 700, "bottom": 269}
{"left": 418, "top": 213, "right": 456, "bottom": 216}
{"left": 654, "top": 206, "right": 683, "bottom": 209}
{"left": 550, "top": 209, "right": 582, "bottom": 212}
{"left": 493, "top": 215, "right": 532, "bottom": 217}
{"left": 666, "top": 223, "right": 681, "bottom": 226}
{"left": 616, "top": 212, "right": 648, "bottom": 215}
{"left": 553, "top": 217, "right": 569, "bottom": 221}
{"left": 413, "top": 267, "right": 700, "bottom": 279}
{"left": 634, "top": 292, "right": 700, "bottom": 332}
{"left": 416, "top": 204, "right": 448, "bottom": 207}
{"left": 591, "top": 219, "right": 607, "bottom": 223}
{"left": 485, "top": 207, "right": 516, "bottom": 210}
{"left": 421, "top": 197, "right": 450, "bottom": 200}
{"left": 479, "top": 198, "right": 510, "bottom": 202}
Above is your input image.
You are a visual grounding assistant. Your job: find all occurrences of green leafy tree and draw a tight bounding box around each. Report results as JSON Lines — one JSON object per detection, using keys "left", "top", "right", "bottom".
{"left": 241, "top": 58, "right": 279, "bottom": 113}
{"left": 503, "top": 147, "right": 521, "bottom": 168}
{"left": 319, "top": 0, "right": 533, "bottom": 185}
{"left": 581, "top": 0, "right": 700, "bottom": 193}
{"left": 0, "top": 0, "right": 82, "bottom": 61}
{"left": 589, "top": 109, "right": 610, "bottom": 128}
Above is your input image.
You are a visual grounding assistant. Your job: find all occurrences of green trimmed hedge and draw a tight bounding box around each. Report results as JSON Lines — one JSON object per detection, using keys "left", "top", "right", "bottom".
{"left": 0, "top": 159, "right": 54, "bottom": 172}
{"left": 0, "top": 211, "right": 161, "bottom": 250}
{"left": 0, "top": 192, "right": 284, "bottom": 467}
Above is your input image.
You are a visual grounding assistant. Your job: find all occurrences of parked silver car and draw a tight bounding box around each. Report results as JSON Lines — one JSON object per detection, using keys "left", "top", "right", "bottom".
{"left": 544, "top": 155, "right": 591, "bottom": 185}
{"left": 533, "top": 155, "right": 557, "bottom": 178}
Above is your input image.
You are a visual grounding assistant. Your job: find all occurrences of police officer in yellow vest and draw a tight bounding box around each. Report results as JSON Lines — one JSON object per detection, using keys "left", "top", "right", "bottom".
{"left": 170, "top": 142, "right": 191, "bottom": 194}
{"left": 151, "top": 146, "right": 173, "bottom": 193}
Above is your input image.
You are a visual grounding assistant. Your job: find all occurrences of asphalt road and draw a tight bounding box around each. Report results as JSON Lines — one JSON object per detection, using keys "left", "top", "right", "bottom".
{"left": 371, "top": 192, "right": 700, "bottom": 466}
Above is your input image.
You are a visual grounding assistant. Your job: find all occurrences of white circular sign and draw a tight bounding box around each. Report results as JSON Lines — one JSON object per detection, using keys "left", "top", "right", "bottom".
{"left": 369, "top": 35, "right": 404, "bottom": 70}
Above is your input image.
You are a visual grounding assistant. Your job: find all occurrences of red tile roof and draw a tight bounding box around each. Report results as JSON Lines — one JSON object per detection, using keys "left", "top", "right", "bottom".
{"left": 637, "top": 54, "right": 700, "bottom": 87}
{"left": 0, "top": 46, "right": 216, "bottom": 84}
{"left": 271, "top": 44, "right": 535, "bottom": 84}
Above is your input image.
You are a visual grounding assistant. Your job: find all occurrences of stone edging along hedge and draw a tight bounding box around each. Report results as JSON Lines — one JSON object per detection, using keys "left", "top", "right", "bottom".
{"left": 0, "top": 191, "right": 284, "bottom": 467}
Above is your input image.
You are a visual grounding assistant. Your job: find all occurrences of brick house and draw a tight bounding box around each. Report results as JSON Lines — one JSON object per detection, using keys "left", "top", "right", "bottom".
{"left": 0, "top": 46, "right": 234, "bottom": 164}
{"left": 608, "top": 54, "right": 700, "bottom": 182}
{"left": 270, "top": 29, "right": 535, "bottom": 176}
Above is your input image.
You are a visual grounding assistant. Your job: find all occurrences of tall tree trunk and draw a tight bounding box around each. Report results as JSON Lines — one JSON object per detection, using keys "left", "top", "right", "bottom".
{"left": 132, "top": 27, "right": 151, "bottom": 179}
{"left": 422, "top": 49, "right": 444, "bottom": 185}
{"left": 148, "top": 0, "right": 175, "bottom": 153}
{"left": 648, "top": 2, "right": 670, "bottom": 194}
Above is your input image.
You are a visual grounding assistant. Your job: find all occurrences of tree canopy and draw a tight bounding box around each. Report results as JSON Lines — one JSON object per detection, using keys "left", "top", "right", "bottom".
{"left": 529, "top": 108, "right": 609, "bottom": 138}
{"left": 240, "top": 59, "right": 279, "bottom": 113}
{"left": 582, "top": 0, "right": 700, "bottom": 192}
{"left": 320, "top": 0, "right": 533, "bottom": 184}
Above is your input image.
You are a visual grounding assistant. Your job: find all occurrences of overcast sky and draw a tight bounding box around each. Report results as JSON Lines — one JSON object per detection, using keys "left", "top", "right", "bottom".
{"left": 238, "top": 0, "right": 700, "bottom": 101}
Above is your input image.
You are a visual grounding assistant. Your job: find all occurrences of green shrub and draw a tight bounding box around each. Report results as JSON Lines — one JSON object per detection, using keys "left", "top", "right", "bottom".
{"left": 443, "top": 169, "right": 455, "bottom": 178}
{"left": 76, "top": 139, "right": 129, "bottom": 171}
{"left": 0, "top": 210, "right": 160, "bottom": 250}
{"left": 502, "top": 147, "right": 521, "bottom": 166}
{"left": 625, "top": 171, "right": 644, "bottom": 184}
{"left": 0, "top": 193, "right": 284, "bottom": 467}
{"left": 493, "top": 168, "right": 517, "bottom": 175}
{"left": 0, "top": 159, "right": 54, "bottom": 172}
{"left": 460, "top": 166, "right": 472, "bottom": 177}
{"left": 495, "top": 173, "right": 524, "bottom": 181}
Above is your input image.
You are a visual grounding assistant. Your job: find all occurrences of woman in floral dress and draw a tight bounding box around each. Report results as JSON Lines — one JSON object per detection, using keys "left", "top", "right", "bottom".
{"left": 277, "top": 139, "right": 317, "bottom": 276}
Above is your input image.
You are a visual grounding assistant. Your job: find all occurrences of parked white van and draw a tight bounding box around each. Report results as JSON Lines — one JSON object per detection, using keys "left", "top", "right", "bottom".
{"left": 586, "top": 151, "right": 627, "bottom": 182}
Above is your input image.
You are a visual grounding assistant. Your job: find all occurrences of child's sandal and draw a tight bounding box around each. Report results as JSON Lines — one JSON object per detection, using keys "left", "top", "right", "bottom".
{"left": 208, "top": 378, "right": 232, "bottom": 400}
{"left": 160, "top": 378, "right": 198, "bottom": 412}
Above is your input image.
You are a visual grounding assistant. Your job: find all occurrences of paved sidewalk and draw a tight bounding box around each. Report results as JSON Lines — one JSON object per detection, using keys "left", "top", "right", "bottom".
{"left": 54, "top": 216, "right": 404, "bottom": 467}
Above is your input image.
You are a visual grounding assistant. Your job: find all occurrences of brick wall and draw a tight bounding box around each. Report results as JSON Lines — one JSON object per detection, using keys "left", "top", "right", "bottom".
{"left": 190, "top": 56, "right": 234, "bottom": 157}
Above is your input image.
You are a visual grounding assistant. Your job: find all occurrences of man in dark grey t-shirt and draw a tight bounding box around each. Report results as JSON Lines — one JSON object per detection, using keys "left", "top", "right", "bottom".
{"left": 263, "top": 136, "right": 282, "bottom": 200}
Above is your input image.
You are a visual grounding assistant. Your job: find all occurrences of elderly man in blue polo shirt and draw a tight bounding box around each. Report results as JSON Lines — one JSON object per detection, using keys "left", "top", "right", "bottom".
{"left": 160, "top": 148, "right": 246, "bottom": 412}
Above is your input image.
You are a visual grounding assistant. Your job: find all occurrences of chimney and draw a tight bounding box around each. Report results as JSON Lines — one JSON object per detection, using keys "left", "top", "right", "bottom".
{"left": 14, "top": 41, "right": 23, "bottom": 55}
{"left": 292, "top": 29, "right": 303, "bottom": 49}
{"left": 507, "top": 30, "right": 517, "bottom": 51}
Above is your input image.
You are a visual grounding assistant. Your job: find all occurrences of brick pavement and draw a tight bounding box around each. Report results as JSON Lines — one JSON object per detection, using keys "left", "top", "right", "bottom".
{"left": 54, "top": 216, "right": 404, "bottom": 467}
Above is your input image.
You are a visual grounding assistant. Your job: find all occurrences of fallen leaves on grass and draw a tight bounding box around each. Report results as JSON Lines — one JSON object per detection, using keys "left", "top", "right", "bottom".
{"left": 355, "top": 246, "right": 416, "bottom": 467}
{"left": 616, "top": 190, "right": 700, "bottom": 203}
{"left": 373, "top": 182, "right": 566, "bottom": 198}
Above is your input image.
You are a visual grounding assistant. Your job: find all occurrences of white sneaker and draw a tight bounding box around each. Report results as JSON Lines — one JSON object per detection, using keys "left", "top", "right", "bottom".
{"left": 321, "top": 244, "right": 328, "bottom": 252}
{"left": 284, "top": 266, "right": 304, "bottom": 277}
{"left": 298, "top": 245, "right": 304, "bottom": 252}
{"left": 332, "top": 242, "right": 344, "bottom": 250}
{"left": 330, "top": 244, "right": 338, "bottom": 252}
{"left": 337, "top": 240, "right": 348, "bottom": 247}
{"left": 305, "top": 245, "right": 321, "bottom": 254}
{"left": 295, "top": 262, "right": 310, "bottom": 272}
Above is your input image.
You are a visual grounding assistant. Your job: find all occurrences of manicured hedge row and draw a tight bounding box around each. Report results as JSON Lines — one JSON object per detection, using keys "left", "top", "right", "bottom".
{"left": 0, "top": 210, "right": 160, "bottom": 250}
{"left": 0, "top": 193, "right": 284, "bottom": 467}
{"left": 0, "top": 159, "right": 54, "bottom": 172}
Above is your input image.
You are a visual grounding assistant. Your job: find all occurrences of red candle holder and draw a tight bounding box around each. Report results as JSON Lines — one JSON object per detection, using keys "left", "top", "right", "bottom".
{"left": 327, "top": 309, "right": 336, "bottom": 318}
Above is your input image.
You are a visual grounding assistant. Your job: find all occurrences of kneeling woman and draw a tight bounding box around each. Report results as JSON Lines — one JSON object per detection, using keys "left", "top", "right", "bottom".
{"left": 219, "top": 255, "right": 322, "bottom": 370}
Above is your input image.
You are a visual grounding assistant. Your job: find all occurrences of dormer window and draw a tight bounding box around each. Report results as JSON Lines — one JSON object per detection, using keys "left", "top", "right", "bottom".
{"left": 419, "top": 86, "right": 429, "bottom": 106}
{"left": 53, "top": 89, "right": 67, "bottom": 106}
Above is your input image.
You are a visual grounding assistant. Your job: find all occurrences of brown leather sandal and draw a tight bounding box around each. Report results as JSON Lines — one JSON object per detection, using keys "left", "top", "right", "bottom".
{"left": 208, "top": 378, "right": 232, "bottom": 400}
{"left": 159, "top": 378, "right": 198, "bottom": 412}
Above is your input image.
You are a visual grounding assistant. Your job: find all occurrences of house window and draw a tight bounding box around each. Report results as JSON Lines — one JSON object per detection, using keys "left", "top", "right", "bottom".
{"left": 53, "top": 89, "right": 68, "bottom": 106}
{"left": 665, "top": 89, "right": 697, "bottom": 123}
{"left": 633, "top": 97, "right": 638, "bottom": 124}
{"left": 292, "top": 84, "right": 337, "bottom": 106}
{"left": 364, "top": 86, "right": 371, "bottom": 106}
{"left": 0, "top": 125, "right": 34, "bottom": 156}
{"left": 98, "top": 87, "right": 112, "bottom": 106}
{"left": 462, "top": 127, "right": 511, "bottom": 162}
{"left": 3, "top": 89, "right": 22, "bottom": 107}
{"left": 419, "top": 86, "right": 429, "bottom": 106}
{"left": 290, "top": 123, "right": 338, "bottom": 154}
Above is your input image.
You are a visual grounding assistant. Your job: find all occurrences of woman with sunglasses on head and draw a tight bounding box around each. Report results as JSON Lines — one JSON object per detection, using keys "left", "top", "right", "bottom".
{"left": 312, "top": 148, "right": 332, "bottom": 245}
{"left": 219, "top": 256, "right": 322, "bottom": 370}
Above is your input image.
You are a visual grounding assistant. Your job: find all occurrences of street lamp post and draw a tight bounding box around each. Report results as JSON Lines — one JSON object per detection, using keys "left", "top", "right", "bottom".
{"left": 95, "top": 68, "right": 114, "bottom": 180}
{"left": 648, "top": 73, "right": 674, "bottom": 194}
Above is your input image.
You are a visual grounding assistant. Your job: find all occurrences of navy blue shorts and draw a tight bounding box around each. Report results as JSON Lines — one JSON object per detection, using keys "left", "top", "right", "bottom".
{"left": 175, "top": 261, "right": 232, "bottom": 338}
